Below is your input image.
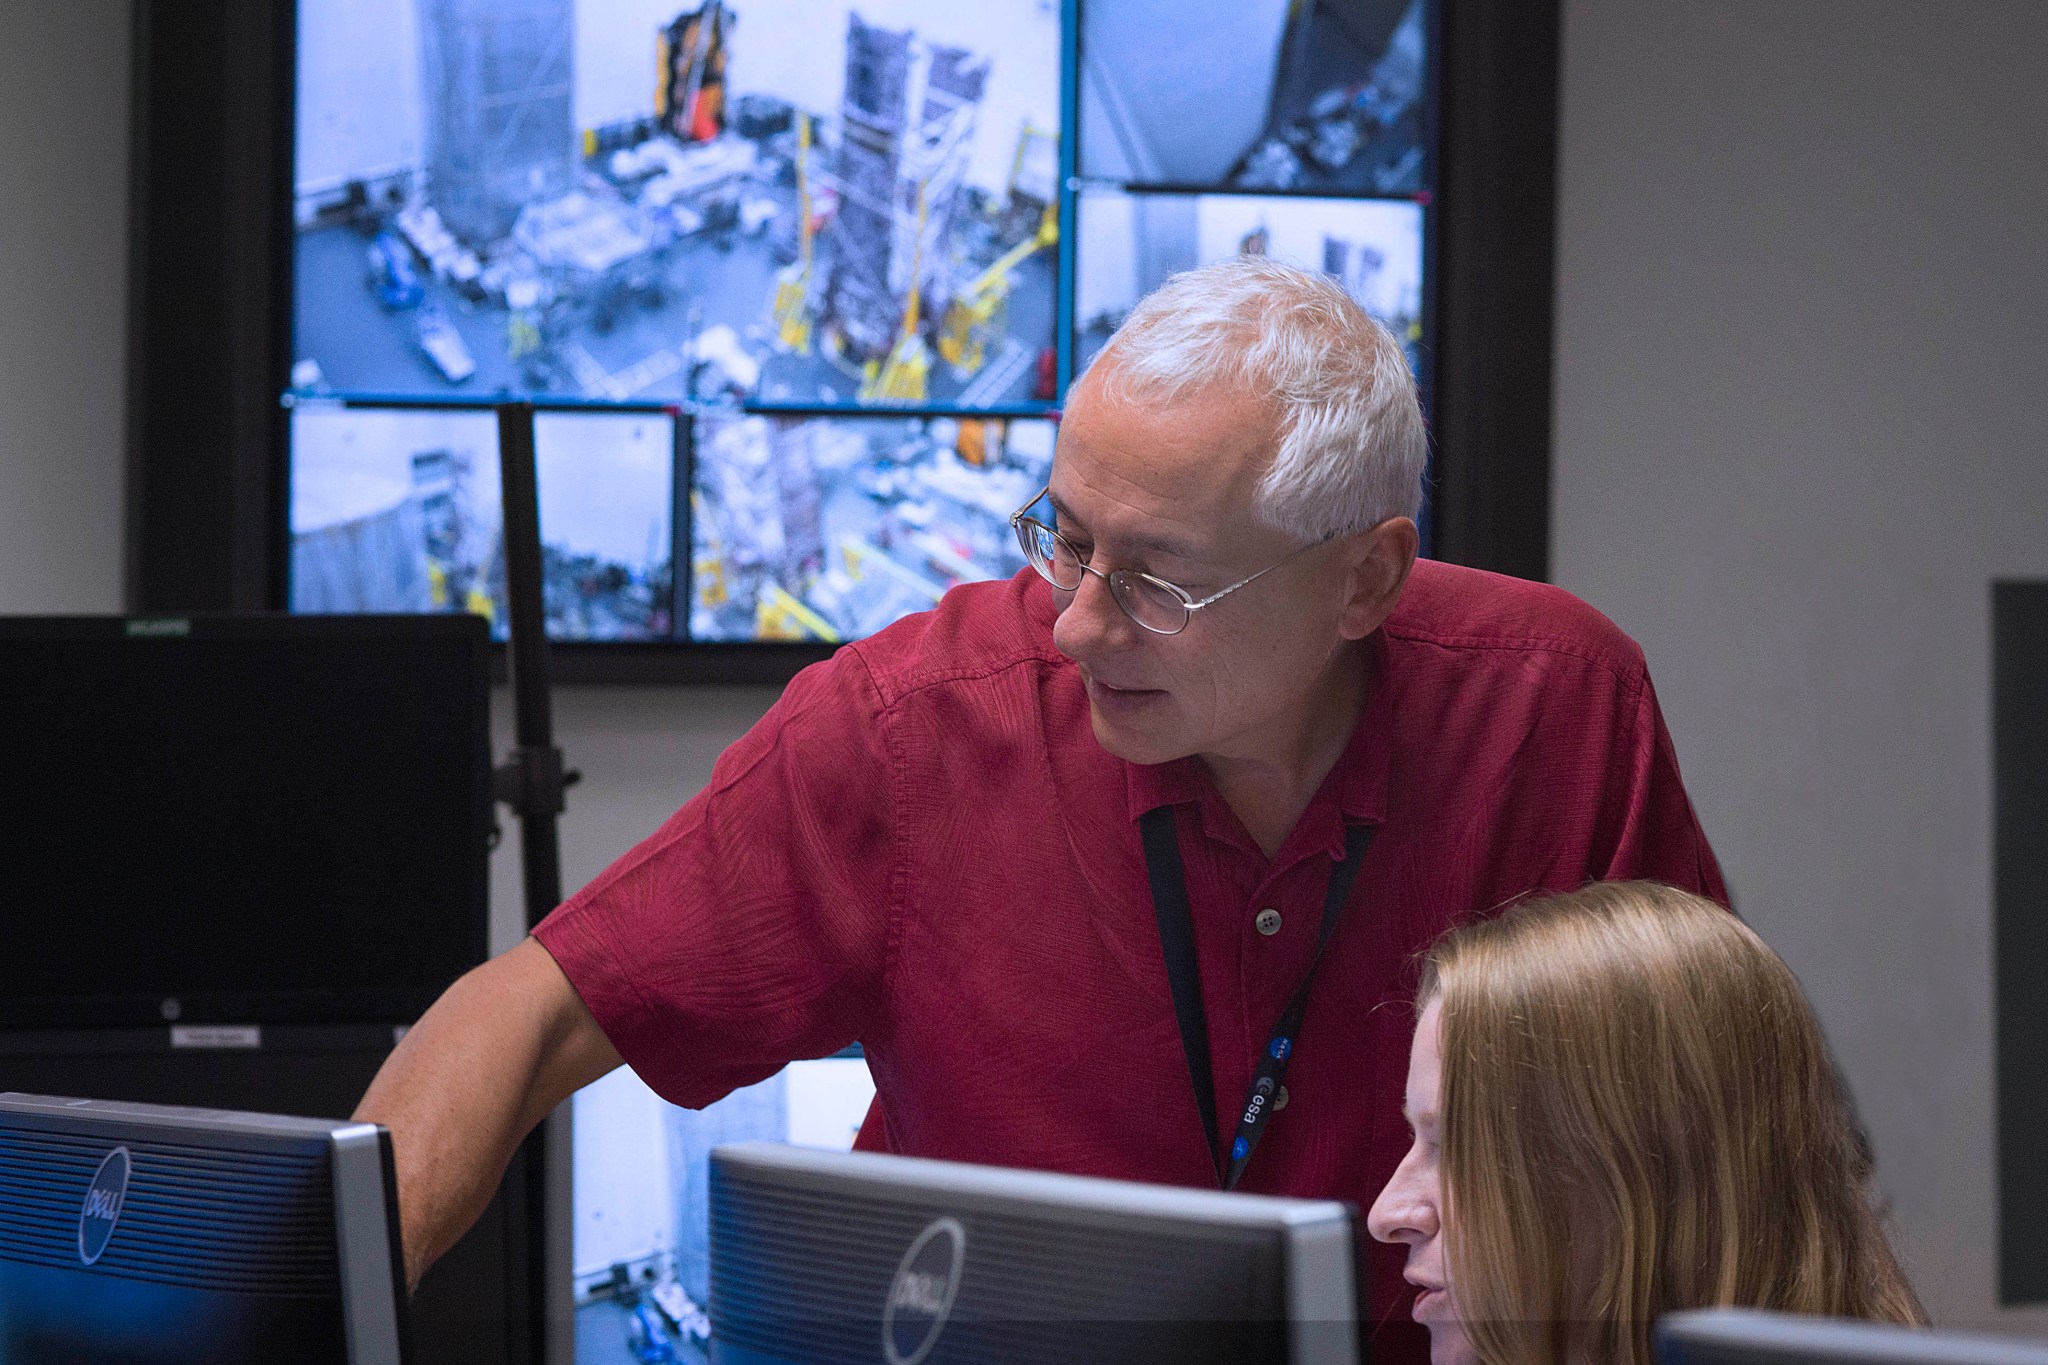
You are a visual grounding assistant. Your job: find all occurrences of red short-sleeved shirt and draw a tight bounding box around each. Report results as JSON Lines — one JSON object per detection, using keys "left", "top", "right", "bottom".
{"left": 534, "top": 560, "right": 1724, "bottom": 1359}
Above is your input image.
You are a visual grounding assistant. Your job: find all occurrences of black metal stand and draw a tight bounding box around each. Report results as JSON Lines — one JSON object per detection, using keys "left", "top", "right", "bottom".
{"left": 491, "top": 401, "right": 578, "bottom": 1364}
{"left": 494, "top": 402, "right": 579, "bottom": 920}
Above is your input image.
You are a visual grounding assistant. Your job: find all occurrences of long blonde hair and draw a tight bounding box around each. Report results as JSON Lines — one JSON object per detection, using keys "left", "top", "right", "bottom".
{"left": 1421, "top": 882, "right": 1923, "bottom": 1365}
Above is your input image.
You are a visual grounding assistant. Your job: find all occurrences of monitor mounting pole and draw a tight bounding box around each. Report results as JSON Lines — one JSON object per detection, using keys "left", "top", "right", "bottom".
{"left": 493, "top": 401, "right": 577, "bottom": 919}
{"left": 491, "top": 400, "right": 577, "bottom": 1365}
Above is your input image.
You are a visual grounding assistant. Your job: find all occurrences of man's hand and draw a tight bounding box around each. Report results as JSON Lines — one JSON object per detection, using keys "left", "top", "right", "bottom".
{"left": 353, "top": 936, "right": 623, "bottom": 1292}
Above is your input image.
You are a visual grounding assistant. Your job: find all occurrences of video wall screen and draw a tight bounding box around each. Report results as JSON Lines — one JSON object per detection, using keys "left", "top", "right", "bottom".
{"left": 289, "top": 404, "right": 509, "bottom": 629}
{"left": 535, "top": 410, "right": 680, "bottom": 641}
{"left": 287, "top": 403, "right": 1053, "bottom": 647}
{"left": 690, "top": 411, "right": 1054, "bottom": 643}
{"left": 1078, "top": 0, "right": 1426, "bottom": 195}
{"left": 288, "top": 403, "right": 684, "bottom": 642}
{"left": 284, "top": 0, "right": 1435, "bottom": 654}
{"left": 291, "top": 0, "right": 1062, "bottom": 410}
{"left": 1073, "top": 189, "right": 1424, "bottom": 378}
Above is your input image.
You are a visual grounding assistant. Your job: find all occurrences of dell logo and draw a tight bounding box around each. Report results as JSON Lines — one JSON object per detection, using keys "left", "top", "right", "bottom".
{"left": 78, "top": 1146, "right": 131, "bottom": 1266}
{"left": 882, "top": 1215, "right": 966, "bottom": 1365}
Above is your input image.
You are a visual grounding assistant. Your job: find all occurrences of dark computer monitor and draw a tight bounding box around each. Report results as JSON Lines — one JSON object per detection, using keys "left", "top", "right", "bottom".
{"left": 707, "top": 1142, "right": 1359, "bottom": 1364}
{"left": 0, "top": 613, "right": 492, "bottom": 1029}
{"left": 1659, "top": 1309, "right": 2048, "bottom": 1365}
{"left": 0, "top": 1092, "right": 408, "bottom": 1364}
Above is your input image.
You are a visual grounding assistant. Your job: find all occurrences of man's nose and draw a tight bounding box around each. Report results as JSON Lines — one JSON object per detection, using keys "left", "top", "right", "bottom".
{"left": 1050, "top": 567, "right": 1141, "bottom": 658}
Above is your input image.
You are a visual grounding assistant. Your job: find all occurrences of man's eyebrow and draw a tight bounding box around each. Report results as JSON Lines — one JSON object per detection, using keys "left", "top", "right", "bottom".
{"left": 1046, "top": 493, "right": 1208, "bottom": 563}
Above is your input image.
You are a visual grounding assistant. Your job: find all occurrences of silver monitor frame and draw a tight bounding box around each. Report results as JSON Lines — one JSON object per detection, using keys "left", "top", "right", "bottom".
{"left": 1660, "top": 1309, "right": 2048, "bottom": 1365}
{"left": 711, "top": 1141, "right": 1359, "bottom": 1364}
{"left": 0, "top": 1091, "right": 407, "bottom": 1365}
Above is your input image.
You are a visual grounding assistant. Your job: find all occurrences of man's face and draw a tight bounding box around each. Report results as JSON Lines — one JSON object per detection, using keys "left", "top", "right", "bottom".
{"left": 1046, "top": 362, "right": 1367, "bottom": 768}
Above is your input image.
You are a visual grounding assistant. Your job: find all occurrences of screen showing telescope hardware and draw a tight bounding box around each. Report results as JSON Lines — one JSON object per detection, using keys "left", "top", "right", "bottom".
{"left": 288, "top": 404, "right": 682, "bottom": 641}
{"left": 289, "top": 404, "right": 509, "bottom": 631}
{"left": 689, "top": 411, "right": 1055, "bottom": 643}
{"left": 535, "top": 410, "right": 680, "bottom": 640}
{"left": 1078, "top": 0, "right": 1426, "bottom": 195}
{"left": 573, "top": 1057, "right": 876, "bottom": 1362}
{"left": 291, "top": 0, "right": 1061, "bottom": 411}
{"left": 1072, "top": 188, "right": 1425, "bottom": 378}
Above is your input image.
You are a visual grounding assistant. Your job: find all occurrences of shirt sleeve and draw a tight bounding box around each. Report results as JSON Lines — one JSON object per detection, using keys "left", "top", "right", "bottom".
{"left": 1595, "top": 669, "right": 1729, "bottom": 904}
{"left": 530, "top": 647, "right": 899, "bottom": 1109}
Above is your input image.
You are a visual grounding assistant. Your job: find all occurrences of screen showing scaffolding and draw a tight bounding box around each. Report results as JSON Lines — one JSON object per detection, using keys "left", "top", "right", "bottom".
{"left": 288, "top": 403, "right": 684, "bottom": 642}
{"left": 1073, "top": 189, "right": 1424, "bottom": 377}
{"left": 284, "top": 0, "right": 1438, "bottom": 662}
{"left": 290, "top": 0, "right": 1062, "bottom": 410}
{"left": 1078, "top": 0, "right": 1426, "bottom": 195}
{"left": 689, "top": 412, "right": 1055, "bottom": 643}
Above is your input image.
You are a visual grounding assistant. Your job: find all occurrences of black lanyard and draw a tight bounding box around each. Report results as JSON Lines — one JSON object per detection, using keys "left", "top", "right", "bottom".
{"left": 1138, "top": 806, "right": 1374, "bottom": 1190}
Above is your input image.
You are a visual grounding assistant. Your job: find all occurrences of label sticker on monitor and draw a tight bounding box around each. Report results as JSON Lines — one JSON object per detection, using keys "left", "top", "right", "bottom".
{"left": 170, "top": 1025, "right": 263, "bottom": 1050}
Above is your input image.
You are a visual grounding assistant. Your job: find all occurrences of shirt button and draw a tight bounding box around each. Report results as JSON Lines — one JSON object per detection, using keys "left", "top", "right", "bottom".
{"left": 1254, "top": 908, "right": 1283, "bottom": 936}
{"left": 1274, "top": 1085, "right": 1289, "bottom": 1111}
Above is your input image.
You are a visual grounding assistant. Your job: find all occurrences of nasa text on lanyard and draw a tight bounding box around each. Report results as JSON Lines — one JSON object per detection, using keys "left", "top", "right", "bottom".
{"left": 1138, "top": 806, "right": 1374, "bottom": 1190}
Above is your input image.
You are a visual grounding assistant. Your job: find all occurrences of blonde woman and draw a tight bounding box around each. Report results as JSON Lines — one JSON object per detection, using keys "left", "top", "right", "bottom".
{"left": 1367, "top": 881, "right": 1924, "bottom": 1365}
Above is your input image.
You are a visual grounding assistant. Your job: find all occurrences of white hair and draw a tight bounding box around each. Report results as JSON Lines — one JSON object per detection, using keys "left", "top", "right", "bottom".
{"left": 1092, "top": 255, "right": 1426, "bottom": 541}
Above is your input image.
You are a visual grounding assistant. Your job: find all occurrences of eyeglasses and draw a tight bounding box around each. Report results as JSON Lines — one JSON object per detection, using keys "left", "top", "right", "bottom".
{"left": 1008, "top": 483, "right": 1321, "bottom": 636}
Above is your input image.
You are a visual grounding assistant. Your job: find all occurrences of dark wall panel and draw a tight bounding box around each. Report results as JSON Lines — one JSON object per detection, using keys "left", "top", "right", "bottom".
{"left": 1997, "top": 580, "right": 2048, "bottom": 1303}
{"left": 1430, "top": 0, "right": 1560, "bottom": 581}
{"left": 128, "top": 0, "right": 292, "bottom": 611}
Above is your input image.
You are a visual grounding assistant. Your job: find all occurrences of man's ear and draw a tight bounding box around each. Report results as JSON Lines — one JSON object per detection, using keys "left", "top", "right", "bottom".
{"left": 1337, "top": 518, "right": 1419, "bottom": 641}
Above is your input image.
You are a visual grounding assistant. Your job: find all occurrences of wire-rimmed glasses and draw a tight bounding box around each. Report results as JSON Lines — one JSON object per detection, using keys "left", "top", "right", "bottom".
{"left": 1008, "top": 483, "right": 1320, "bottom": 636}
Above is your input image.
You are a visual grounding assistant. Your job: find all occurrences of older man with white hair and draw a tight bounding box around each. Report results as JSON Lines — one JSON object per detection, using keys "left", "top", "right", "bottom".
{"left": 357, "top": 257, "right": 1723, "bottom": 1357}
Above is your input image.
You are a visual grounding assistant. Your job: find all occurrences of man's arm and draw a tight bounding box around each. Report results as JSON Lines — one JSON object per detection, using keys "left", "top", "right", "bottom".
{"left": 353, "top": 936, "right": 623, "bottom": 1291}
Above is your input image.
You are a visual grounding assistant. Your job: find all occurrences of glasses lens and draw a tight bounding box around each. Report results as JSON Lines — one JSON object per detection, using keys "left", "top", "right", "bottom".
{"left": 1017, "top": 519, "right": 1082, "bottom": 589}
{"left": 1112, "top": 573, "right": 1192, "bottom": 634}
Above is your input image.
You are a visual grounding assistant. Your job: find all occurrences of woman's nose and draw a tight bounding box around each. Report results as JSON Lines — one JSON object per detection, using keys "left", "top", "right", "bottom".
{"left": 1366, "top": 1167, "right": 1438, "bottom": 1245}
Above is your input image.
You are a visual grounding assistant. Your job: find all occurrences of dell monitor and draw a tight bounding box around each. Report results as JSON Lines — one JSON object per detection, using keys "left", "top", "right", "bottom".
{"left": 0, "top": 1092, "right": 408, "bottom": 1364}
{"left": 707, "top": 1141, "right": 1359, "bottom": 1364}
{"left": 1659, "top": 1309, "right": 2048, "bottom": 1365}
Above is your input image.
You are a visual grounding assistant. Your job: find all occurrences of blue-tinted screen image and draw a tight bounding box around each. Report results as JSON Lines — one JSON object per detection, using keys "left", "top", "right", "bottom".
{"left": 535, "top": 410, "right": 678, "bottom": 641}
{"left": 289, "top": 404, "right": 508, "bottom": 631}
{"left": 1074, "top": 188, "right": 1424, "bottom": 377}
{"left": 288, "top": 403, "right": 683, "bottom": 641}
{"left": 690, "top": 411, "right": 1055, "bottom": 643}
{"left": 1079, "top": 0, "right": 1426, "bottom": 195}
{"left": 291, "top": 0, "right": 1061, "bottom": 410}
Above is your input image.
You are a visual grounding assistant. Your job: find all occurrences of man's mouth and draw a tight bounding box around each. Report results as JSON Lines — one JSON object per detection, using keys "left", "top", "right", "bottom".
{"left": 1084, "top": 675, "right": 1166, "bottom": 710}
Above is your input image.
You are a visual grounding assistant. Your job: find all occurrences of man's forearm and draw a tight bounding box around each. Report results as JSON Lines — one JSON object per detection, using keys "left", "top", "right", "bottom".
{"left": 353, "top": 936, "right": 622, "bottom": 1290}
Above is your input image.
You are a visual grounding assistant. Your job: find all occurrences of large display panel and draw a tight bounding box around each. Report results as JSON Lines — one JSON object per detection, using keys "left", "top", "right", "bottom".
{"left": 572, "top": 1057, "right": 875, "bottom": 1362}
{"left": 1079, "top": 0, "right": 1427, "bottom": 194}
{"left": 0, "top": 615, "right": 491, "bottom": 1029}
{"left": 690, "top": 411, "right": 1055, "bottom": 642}
{"left": 289, "top": 402, "right": 685, "bottom": 641}
{"left": 1073, "top": 188, "right": 1425, "bottom": 375}
{"left": 291, "top": 0, "right": 1062, "bottom": 410}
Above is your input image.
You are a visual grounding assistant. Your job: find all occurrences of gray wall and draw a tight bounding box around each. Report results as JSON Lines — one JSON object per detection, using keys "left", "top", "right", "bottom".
{"left": 1552, "top": 0, "right": 2048, "bottom": 1330}
{"left": 0, "top": 1, "right": 130, "bottom": 614}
